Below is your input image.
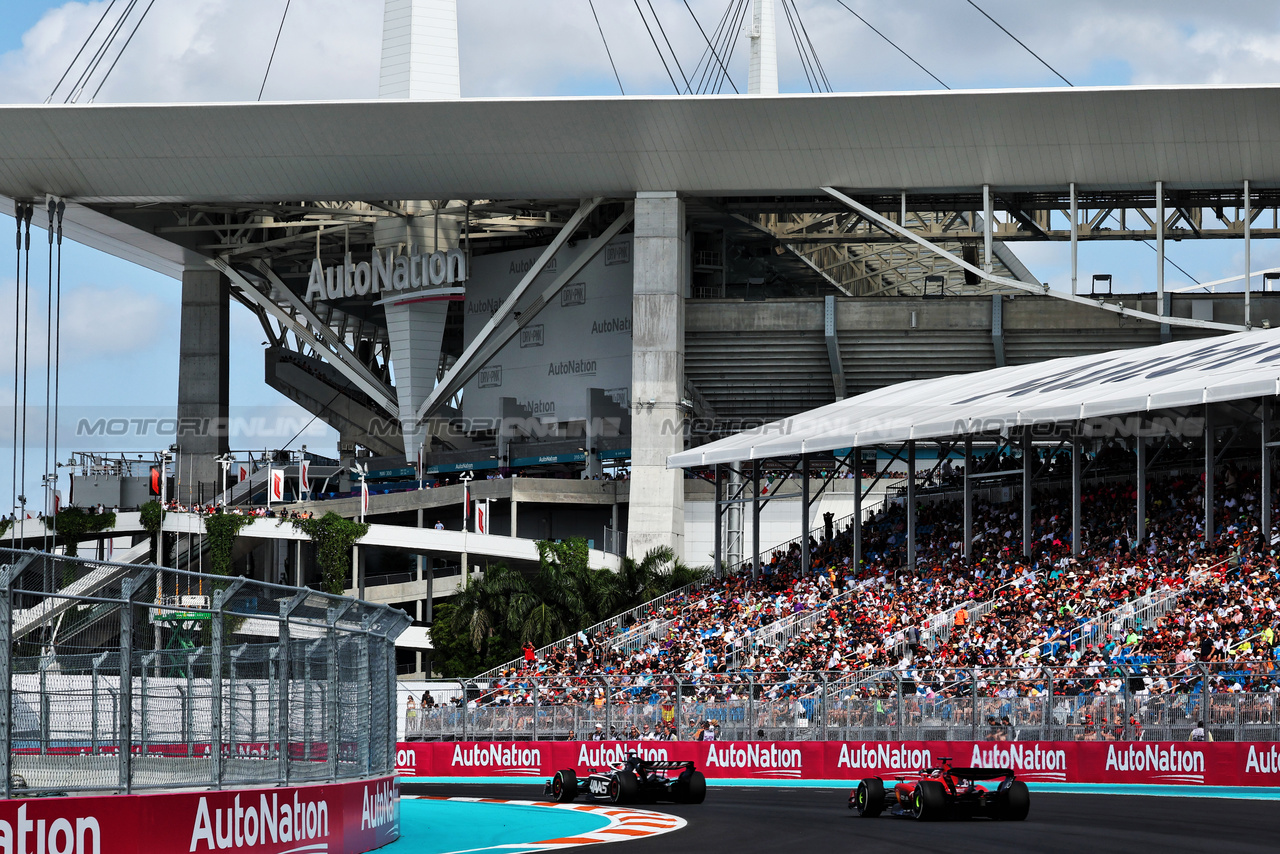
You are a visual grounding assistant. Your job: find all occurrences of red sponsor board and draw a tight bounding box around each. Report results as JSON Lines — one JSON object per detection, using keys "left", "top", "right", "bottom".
{"left": 396, "top": 740, "right": 1280, "bottom": 788}
{"left": 0, "top": 776, "right": 398, "bottom": 854}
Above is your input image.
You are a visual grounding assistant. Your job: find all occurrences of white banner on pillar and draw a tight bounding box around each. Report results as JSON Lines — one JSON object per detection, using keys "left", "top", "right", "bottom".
{"left": 237, "top": 463, "right": 250, "bottom": 482}
{"left": 300, "top": 459, "right": 310, "bottom": 498}
{"left": 475, "top": 499, "right": 489, "bottom": 535}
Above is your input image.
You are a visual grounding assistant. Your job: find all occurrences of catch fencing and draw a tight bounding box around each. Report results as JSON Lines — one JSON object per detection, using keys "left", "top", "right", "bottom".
{"left": 0, "top": 547, "right": 411, "bottom": 796}
{"left": 402, "top": 661, "right": 1280, "bottom": 744}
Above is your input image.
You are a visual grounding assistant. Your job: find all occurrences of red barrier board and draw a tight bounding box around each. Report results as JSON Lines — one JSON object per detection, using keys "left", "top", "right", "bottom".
{"left": 0, "top": 776, "right": 399, "bottom": 854}
{"left": 395, "top": 740, "right": 1280, "bottom": 788}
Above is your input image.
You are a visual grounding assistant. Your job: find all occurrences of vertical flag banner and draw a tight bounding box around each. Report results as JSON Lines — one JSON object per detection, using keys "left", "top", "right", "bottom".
{"left": 361, "top": 480, "right": 370, "bottom": 520}
{"left": 237, "top": 463, "right": 250, "bottom": 482}
{"left": 269, "top": 468, "right": 285, "bottom": 505}
{"left": 300, "top": 459, "right": 310, "bottom": 498}
{"left": 475, "top": 499, "right": 488, "bottom": 535}
{"left": 463, "top": 483, "right": 471, "bottom": 529}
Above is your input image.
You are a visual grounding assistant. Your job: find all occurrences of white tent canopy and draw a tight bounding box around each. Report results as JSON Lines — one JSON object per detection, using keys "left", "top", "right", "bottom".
{"left": 668, "top": 328, "right": 1280, "bottom": 468}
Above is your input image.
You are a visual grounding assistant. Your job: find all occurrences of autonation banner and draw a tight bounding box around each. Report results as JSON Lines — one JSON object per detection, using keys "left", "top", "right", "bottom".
{"left": 0, "top": 776, "right": 399, "bottom": 854}
{"left": 395, "top": 741, "right": 1280, "bottom": 788}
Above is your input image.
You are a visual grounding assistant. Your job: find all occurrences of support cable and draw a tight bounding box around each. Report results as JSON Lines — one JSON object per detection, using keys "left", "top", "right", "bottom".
{"left": 646, "top": 0, "right": 693, "bottom": 93}
{"left": 712, "top": 0, "right": 751, "bottom": 94}
{"left": 587, "top": 0, "right": 626, "bottom": 95}
{"left": 684, "top": 0, "right": 738, "bottom": 94}
{"left": 45, "top": 0, "right": 118, "bottom": 103}
{"left": 258, "top": 0, "right": 292, "bottom": 101}
{"left": 632, "top": 0, "right": 682, "bottom": 94}
{"left": 789, "top": 0, "right": 831, "bottom": 92}
{"left": 11, "top": 204, "right": 25, "bottom": 520}
{"left": 780, "top": 0, "right": 816, "bottom": 92}
{"left": 43, "top": 202, "right": 54, "bottom": 551}
{"left": 18, "top": 205, "right": 32, "bottom": 528}
{"left": 964, "top": 0, "right": 1072, "bottom": 86}
{"left": 88, "top": 0, "right": 158, "bottom": 102}
{"left": 66, "top": 0, "right": 138, "bottom": 103}
{"left": 691, "top": 0, "right": 737, "bottom": 94}
{"left": 832, "top": 0, "right": 950, "bottom": 90}
{"left": 51, "top": 202, "right": 64, "bottom": 556}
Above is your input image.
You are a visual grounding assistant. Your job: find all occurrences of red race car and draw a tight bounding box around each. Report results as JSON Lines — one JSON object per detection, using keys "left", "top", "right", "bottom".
{"left": 849, "top": 757, "right": 1030, "bottom": 821}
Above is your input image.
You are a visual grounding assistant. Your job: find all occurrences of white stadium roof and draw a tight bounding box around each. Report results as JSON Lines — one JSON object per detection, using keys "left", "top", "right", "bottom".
{"left": 2, "top": 84, "right": 1280, "bottom": 203}
{"left": 668, "top": 329, "right": 1280, "bottom": 468}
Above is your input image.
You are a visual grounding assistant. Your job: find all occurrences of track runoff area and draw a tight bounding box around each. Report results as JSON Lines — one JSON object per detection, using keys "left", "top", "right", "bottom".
{"left": 399, "top": 780, "right": 1280, "bottom": 854}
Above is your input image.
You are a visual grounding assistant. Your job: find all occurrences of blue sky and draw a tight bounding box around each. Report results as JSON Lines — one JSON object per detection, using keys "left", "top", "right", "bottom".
{"left": 2, "top": 0, "right": 1280, "bottom": 512}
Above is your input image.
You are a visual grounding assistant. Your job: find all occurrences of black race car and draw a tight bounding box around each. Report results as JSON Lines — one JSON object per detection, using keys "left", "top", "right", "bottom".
{"left": 849, "top": 757, "right": 1029, "bottom": 821}
{"left": 546, "top": 754, "right": 706, "bottom": 805}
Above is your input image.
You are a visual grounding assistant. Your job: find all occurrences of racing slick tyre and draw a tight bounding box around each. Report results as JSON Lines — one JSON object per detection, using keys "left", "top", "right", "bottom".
{"left": 998, "top": 780, "right": 1030, "bottom": 821}
{"left": 853, "top": 778, "right": 884, "bottom": 817}
{"left": 911, "top": 780, "right": 947, "bottom": 821}
{"left": 677, "top": 771, "right": 707, "bottom": 804}
{"left": 551, "top": 770, "right": 577, "bottom": 803}
{"left": 610, "top": 770, "right": 640, "bottom": 805}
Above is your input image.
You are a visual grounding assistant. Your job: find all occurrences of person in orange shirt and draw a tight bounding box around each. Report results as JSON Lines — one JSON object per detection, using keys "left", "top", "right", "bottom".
{"left": 954, "top": 606, "right": 969, "bottom": 629}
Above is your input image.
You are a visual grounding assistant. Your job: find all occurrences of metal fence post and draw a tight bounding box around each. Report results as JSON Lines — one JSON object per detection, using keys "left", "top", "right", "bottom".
{"left": 532, "top": 676, "right": 539, "bottom": 741}
{"left": 971, "top": 669, "right": 979, "bottom": 741}
{"left": 210, "top": 588, "right": 225, "bottom": 790}
{"left": 1046, "top": 667, "right": 1054, "bottom": 742}
{"left": 185, "top": 651, "right": 200, "bottom": 758}
{"left": 748, "top": 676, "right": 755, "bottom": 740}
{"left": 38, "top": 656, "right": 50, "bottom": 756}
{"left": 267, "top": 648, "right": 277, "bottom": 776}
{"left": 278, "top": 604, "right": 290, "bottom": 785}
{"left": 820, "top": 673, "right": 829, "bottom": 741}
{"left": 0, "top": 559, "right": 14, "bottom": 799}
{"left": 604, "top": 680, "right": 612, "bottom": 738}
{"left": 327, "top": 612, "right": 340, "bottom": 781}
{"left": 119, "top": 576, "right": 134, "bottom": 794}
{"left": 674, "top": 677, "right": 683, "bottom": 741}
{"left": 140, "top": 652, "right": 157, "bottom": 756}
{"left": 459, "top": 679, "right": 468, "bottom": 741}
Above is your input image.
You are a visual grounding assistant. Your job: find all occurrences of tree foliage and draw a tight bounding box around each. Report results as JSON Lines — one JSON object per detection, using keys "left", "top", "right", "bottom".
{"left": 49, "top": 507, "right": 117, "bottom": 557}
{"left": 430, "top": 538, "right": 706, "bottom": 678}
{"left": 292, "top": 512, "right": 369, "bottom": 594}
{"left": 139, "top": 500, "right": 164, "bottom": 563}
{"left": 204, "top": 513, "right": 253, "bottom": 576}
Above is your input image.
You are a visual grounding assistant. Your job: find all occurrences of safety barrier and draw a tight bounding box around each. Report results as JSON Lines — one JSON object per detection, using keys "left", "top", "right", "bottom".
{"left": 394, "top": 739, "right": 1280, "bottom": 788}
{"left": 0, "top": 775, "right": 399, "bottom": 853}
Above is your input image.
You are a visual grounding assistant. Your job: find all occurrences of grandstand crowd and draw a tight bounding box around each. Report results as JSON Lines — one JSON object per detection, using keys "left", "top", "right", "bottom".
{"left": 411, "top": 442, "right": 1280, "bottom": 740}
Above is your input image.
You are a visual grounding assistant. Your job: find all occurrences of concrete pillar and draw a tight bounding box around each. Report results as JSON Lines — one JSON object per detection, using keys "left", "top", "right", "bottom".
{"left": 379, "top": 0, "right": 460, "bottom": 100}
{"left": 852, "top": 450, "right": 862, "bottom": 573}
{"left": 963, "top": 438, "right": 973, "bottom": 563}
{"left": 1136, "top": 433, "right": 1147, "bottom": 543}
{"left": 1072, "top": 432, "right": 1082, "bottom": 556}
{"left": 1204, "top": 405, "right": 1214, "bottom": 547}
{"left": 176, "top": 268, "right": 229, "bottom": 504}
{"left": 628, "top": 191, "right": 686, "bottom": 560}
{"left": 510, "top": 499, "right": 519, "bottom": 538}
{"left": 1022, "top": 428, "right": 1032, "bottom": 559}
{"left": 801, "top": 455, "right": 810, "bottom": 575}
{"left": 906, "top": 442, "right": 916, "bottom": 570}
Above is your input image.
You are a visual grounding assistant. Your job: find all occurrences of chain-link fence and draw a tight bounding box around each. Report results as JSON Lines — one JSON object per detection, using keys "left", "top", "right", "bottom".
{"left": 0, "top": 548, "right": 411, "bottom": 796}
{"left": 403, "top": 661, "right": 1280, "bottom": 744}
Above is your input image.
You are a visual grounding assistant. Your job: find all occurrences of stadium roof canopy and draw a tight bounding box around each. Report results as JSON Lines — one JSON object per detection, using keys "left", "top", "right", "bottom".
{"left": 667, "top": 329, "right": 1280, "bottom": 468}
{"left": 2, "top": 84, "right": 1280, "bottom": 204}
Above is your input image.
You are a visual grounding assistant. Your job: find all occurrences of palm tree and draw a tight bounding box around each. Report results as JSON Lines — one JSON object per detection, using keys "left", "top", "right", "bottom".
{"left": 446, "top": 563, "right": 527, "bottom": 655}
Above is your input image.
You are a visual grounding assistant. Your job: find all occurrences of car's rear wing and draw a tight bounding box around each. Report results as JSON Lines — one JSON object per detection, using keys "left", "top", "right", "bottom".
{"left": 638, "top": 760, "right": 695, "bottom": 771}
{"left": 946, "top": 767, "right": 1015, "bottom": 780}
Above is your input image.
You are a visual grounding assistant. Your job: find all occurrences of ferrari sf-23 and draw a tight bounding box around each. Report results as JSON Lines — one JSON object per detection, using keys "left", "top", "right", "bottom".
{"left": 546, "top": 753, "right": 707, "bottom": 805}
{"left": 849, "top": 757, "right": 1030, "bottom": 821}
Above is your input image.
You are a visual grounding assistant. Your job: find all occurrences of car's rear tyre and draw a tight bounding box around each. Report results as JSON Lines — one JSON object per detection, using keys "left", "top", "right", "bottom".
{"left": 610, "top": 770, "right": 640, "bottom": 805}
{"left": 853, "top": 778, "right": 884, "bottom": 817}
{"left": 912, "top": 780, "right": 946, "bottom": 821}
{"left": 998, "top": 780, "right": 1030, "bottom": 821}
{"left": 682, "top": 771, "right": 706, "bottom": 804}
{"left": 551, "top": 770, "right": 577, "bottom": 803}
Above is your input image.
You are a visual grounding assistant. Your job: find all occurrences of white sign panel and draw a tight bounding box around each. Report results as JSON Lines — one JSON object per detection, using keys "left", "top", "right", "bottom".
{"left": 462, "top": 236, "right": 633, "bottom": 423}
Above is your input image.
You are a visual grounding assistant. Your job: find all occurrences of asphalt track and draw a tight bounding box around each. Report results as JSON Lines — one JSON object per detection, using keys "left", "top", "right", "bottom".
{"left": 402, "top": 782, "right": 1280, "bottom": 854}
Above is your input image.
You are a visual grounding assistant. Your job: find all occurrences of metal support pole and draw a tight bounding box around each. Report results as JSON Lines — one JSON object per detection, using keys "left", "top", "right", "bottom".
{"left": 1070, "top": 182, "right": 1078, "bottom": 296}
{"left": 1072, "top": 432, "right": 1082, "bottom": 556}
{"left": 963, "top": 438, "right": 973, "bottom": 563}
{"left": 971, "top": 669, "right": 979, "bottom": 741}
{"left": 906, "top": 441, "right": 916, "bottom": 571}
{"left": 1136, "top": 433, "right": 1147, "bottom": 544}
{"left": 820, "top": 674, "right": 829, "bottom": 741}
{"left": 982, "top": 184, "right": 993, "bottom": 273}
{"left": 801, "top": 454, "right": 811, "bottom": 575}
{"left": 852, "top": 450, "right": 862, "bottom": 573}
{"left": 532, "top": 676, "right": 539, "bottom": 741}
{"left": 1156, "top": 180, "right": 1165, "bottom": 315}
{"left": 1263, "top": 399, "right": 1272, "bottom": 542}
{"left": 604, "top": 680, "right": 612, "bottom": 738}
{"left": 1245, "top": 179, "right": 1252, "bottom": 328}
{"left": 278, "top": 602, "right": 292, "bottom": 785}
{"left": 1022, "top": 427, "right": 1032, "bottom": 559}
{"left": 751, "top": 460, "right": 761, "bottom": 580}
{"left": 1205, "top": 404, "right": 1214, "bottom": 547}
{"left": 674, "top": 677, "right": 683, "bottom": 741}
{"left": 713, "top": 465, "right": 723, "bottom": 578}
